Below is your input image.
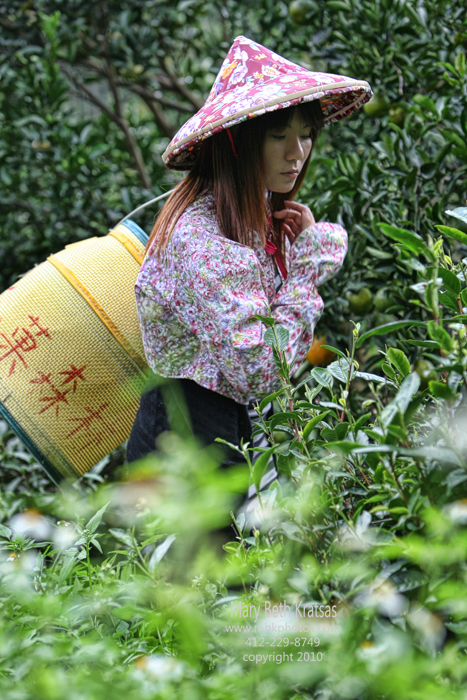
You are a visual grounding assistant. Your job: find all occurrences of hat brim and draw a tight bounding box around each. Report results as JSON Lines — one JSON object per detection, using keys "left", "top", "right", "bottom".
{"left": 163, "top": 77, "right": 372, "bottom": 171}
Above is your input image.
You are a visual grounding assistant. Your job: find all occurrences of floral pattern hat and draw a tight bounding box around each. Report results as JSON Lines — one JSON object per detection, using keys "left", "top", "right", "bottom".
{"left": 162, "top": 35, "right": 372, "bottom": 170}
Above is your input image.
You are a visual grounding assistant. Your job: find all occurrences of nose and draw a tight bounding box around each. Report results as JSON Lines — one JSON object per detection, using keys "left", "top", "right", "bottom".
{"left": 286, "top": 135, "right": 305, "bottom": 162}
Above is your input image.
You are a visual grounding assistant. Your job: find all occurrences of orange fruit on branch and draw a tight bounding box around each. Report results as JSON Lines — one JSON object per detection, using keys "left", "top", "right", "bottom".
{"left": 306, "top": 335, "right": 336, "bottom": 366}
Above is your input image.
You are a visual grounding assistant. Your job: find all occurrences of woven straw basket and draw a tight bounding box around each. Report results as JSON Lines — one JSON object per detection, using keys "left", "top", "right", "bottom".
{"left": 0, "top": 218, "right": 150, "bottom": 484}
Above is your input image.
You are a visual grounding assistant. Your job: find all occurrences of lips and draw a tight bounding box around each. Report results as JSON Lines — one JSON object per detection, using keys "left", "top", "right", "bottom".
{"left": 281, "top": 170, "right": 299, "bottom": 175}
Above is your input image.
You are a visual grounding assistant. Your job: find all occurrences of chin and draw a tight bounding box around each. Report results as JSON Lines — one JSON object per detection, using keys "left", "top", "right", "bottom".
{"left": 269, "top": 182, "right": 295, "bottom": 194}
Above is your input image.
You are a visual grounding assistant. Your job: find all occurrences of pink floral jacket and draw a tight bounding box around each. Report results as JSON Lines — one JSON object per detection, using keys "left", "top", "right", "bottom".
{"left": 135, "top": 189, "right": 348, "bottom": 405}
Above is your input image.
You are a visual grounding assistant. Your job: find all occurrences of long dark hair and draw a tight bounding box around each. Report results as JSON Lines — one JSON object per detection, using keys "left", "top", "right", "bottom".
{"left": 146, "top": 100, "right": 324, "bottom": 262}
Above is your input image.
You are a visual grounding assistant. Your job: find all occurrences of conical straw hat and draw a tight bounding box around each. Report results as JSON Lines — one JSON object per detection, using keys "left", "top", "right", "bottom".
{"left": 163, "top": 35, "right": 372, "bottom": 170}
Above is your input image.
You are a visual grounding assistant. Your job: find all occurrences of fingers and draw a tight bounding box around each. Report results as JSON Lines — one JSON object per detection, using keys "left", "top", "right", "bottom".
{"left": 284, "top": 200, "right": 315, "bottom": 229}
{"left": 280, "top": 217, "right": 300, "bottom": 235}
{"left": 283, "top": 223, "right": 299, "bottom": 244}
{"left": 273, "top": 208, "right": 301, "bottom": 225}
{"left": 272, "top": 201, "right": 315, "bottom": 243}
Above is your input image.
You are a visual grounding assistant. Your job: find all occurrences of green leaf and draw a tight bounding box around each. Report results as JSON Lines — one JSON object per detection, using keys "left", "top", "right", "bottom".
{"left": 353, "top": 445, "right": 398, "bottom": 455}
{"left": 413, "top": 94, "right": 438, "bottom": 117}
{"left": 381, "top": 372, "right": 421, "bottom": 427}
{"left": 365, "top": 246, "right": 394, "bottom": 260}
{"left": 264, "top": 327, "right": 280, "bottom": 353}
{"left": 399, "top": 446, "right": 461, "bottom": 466}
{"left": 272, "top": 344, "right": 282, "bottom": 369}
{"left": 320, "top": 344, "right": 346, "bottom": 359}
{"left": 436, "top": 225, "right": 467, "bottom": 247}
{"left": 303, "top": 410, "right": 331, "bottom": 442}
{"left": 141, "top": 534, "right": 164, "bottom": 547}
{"left": 378, "top": 223, "right": 435, "bottom": 261}
{"left": 353, "top": 412, "right": 372, "bottom": 433}
{"left": 86, "top": 502, "right": 110, "bottom": 535}
{"left": 387, "top": 348, "right": 410, "bottom": 377}
{"left": 428, "top": 363, "right": 463, "bottom": 373}
{"left": 356, "top": 320, "right": 425, "bottom": 348}
{"left": 437, "top": 61, "right": 456, "bottom": 74}
{"left": 388, "top": 507, "right": 410, "bottom": 515}
{"left": 57, "top": 556, "right": 75, "bottom": 585}
{"left": 264, "top": 326, "right": 289, "bottom": 350}
{"left": 311, "top": 367, "right": 334, "bottom": 388}
{"left": 382, "top": 363, "right": 397, "bottom": 381}
{"left": 440, "top": 130, "right": 467, "bottom": 152}
{"left": 0, "top": 524, "right": 11, "bottom": 540}
{"left": 275, "top": 326, "right": 290, "bottom": 350}
{"left": 446, "top": 207, "right": 467, "bottom": 225}
{"left": 439, "top": 289, "right": 461, "bottom": 313}
{"left": 461, "top": 289, "right": 467, "bottom": 307}
{"left": 326, "top": 0, "right": 351, "bottom": 10}
{"left": 426, "top": 266, "right": 462, "bottom": 296}
{"left": 326, "top": 358, "right": 354, "bottom": 383}
{"left": 276, "top": 453, "right": 294, "bottom": 477}
{"left": 455, "top": 52, "right": 466, "bottom": 76}
{"left": 404, "top": 5, "right": 426, "bottom": 28}
{"left": 253, "top": 446, "right": 277, "bottom": 491}
{"left": 109, "top": 528, "right": 134, "bottom": 549}
{"left": 90, "top": 538, "right": 103, "bottom": 554}
{"left": 355, "top": 370, "right": 396, "bottom": 387}
{"left": 427, "top": 321, "right": 453, "bottom": 353}
{"left": 404, "top": 340, "right": 439, "bottom": 348}
{"left": 404, "top": 391, "right": 430, "bottom": 424}
{"left": 258, "top": 388, "right": 287, "bottom": 413}
{"left": 269, "top": 411, "right": 300, "bottom": 431}
{"left": 321, "top": 422, "right": 349, "bottom": 441}
{"left": 253, "top": 314, "right": 275, "bottom": 327}
{"left": 148, "top": 534, "right": 176, "bottom": 574}
{"left": 324, "top": 441, "right": 362, "bottom": 456}
{"left": 428, "top": 381, "right": 457, "bottom": 401}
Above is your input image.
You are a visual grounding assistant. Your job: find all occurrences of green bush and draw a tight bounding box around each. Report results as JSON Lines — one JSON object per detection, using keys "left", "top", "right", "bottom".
{"left": 1, "top": 2, "right": 467, "bottom": 697}
{"left": 1, "top": 214, "right": 467, "bottom": 698}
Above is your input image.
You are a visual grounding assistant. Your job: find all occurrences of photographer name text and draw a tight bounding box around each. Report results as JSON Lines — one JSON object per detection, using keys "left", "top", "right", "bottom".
{"left": 231, "top": 600, "right": 337, "bottom": 624}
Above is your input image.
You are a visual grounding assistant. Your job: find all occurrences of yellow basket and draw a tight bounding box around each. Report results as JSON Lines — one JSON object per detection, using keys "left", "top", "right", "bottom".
{"left": 0, "top": 219, "right": 150, "bottom": 483}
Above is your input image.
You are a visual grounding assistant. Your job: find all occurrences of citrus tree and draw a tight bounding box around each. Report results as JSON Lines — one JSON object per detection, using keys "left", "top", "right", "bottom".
{"left": 1, "top": 0, "right": 465, "bottom": 303}
{"left": 1, "top": 2, "right": 467, "bottom": 696}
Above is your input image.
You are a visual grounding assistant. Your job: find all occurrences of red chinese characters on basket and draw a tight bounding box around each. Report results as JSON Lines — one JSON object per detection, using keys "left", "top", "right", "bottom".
{"left": 59, "top": 364, "right": 87, "bottom": 393}
{"left": 0, "top": 314, "right": 51, "bottom": 377}
{"left": 28, "top": 364, "right": 87, "bottom": 418}
{"left": 28, "top": 362, "right": 115, "bottom": 453}
{"left": 65, "top": 403, "right": 116, "bottom": 453}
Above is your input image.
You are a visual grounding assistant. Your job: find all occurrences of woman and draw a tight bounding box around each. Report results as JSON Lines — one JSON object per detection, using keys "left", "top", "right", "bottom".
{"left": 127, "top": 36, "right": 372, "bottom": 483}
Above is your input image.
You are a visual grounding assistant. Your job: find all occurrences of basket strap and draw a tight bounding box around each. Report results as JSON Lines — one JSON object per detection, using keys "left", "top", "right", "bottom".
{"left": 47, "top": 255, "right": 147, "bottom": 371}
{"left": 108, "top": 226, "right": 144, "bottom": 265}
{"left": 116, "top": 189, "right": 174, "bottom": 226}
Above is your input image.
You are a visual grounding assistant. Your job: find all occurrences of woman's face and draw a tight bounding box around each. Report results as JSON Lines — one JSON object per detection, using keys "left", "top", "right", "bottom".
{"left": 262, "top": 109, "right": 313, "bottom": 193}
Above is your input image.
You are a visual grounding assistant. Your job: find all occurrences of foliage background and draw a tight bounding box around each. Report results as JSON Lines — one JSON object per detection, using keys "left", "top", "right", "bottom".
{"left": 1, "top": 1, "right": 467, "bottom": 698}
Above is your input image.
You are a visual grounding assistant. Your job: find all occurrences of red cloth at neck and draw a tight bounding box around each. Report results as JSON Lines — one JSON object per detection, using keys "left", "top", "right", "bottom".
{"left": 265, "top": 216, "right": 288, "bottom": 280}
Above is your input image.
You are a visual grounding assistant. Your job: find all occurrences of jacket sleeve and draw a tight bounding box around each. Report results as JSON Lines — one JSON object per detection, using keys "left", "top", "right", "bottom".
{"left": 169, "top": 220, "right": 347, "bottom": 401}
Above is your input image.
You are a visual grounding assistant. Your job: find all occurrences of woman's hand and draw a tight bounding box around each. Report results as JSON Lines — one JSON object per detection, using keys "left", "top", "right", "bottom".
{"left": 273, "top": 200, "right": 315, "bottom": 245}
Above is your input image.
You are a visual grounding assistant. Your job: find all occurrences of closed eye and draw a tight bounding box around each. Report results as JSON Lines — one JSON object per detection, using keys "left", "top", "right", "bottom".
{"left": 270, "top": 133, "right": 312, "bottom": 140}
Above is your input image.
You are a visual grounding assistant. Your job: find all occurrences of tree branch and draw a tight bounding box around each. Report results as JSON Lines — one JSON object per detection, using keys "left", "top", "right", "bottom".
{"left": 60, "top": 63, "right": 123, "bottom": 125}
{"left": 127, "top": 83, "right": 194, "bottom": 114}
{"left": 132, "top": 90, "right": 177, "bottom": 139}
{"left": 77, "top": 57, "right": 196, "bottom": 113}
{"left": 60, "top": 62, "right": 152, "bottom": 189}
{"left": 161, "top": 57, "right": 204, "bottom": 111}
{"left": 106, "top": 59, "right": 152, "bottom": 189}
